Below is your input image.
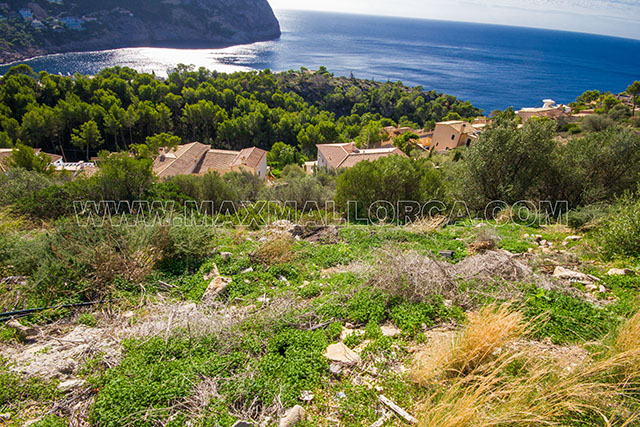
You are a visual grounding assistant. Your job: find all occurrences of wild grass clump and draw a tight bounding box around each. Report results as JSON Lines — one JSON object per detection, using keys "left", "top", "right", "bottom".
{"left": 412, "top": 305, "right": 640, "bottom": 427}
{"left": 412, "top": 304, "right": 526, "bottom": 383}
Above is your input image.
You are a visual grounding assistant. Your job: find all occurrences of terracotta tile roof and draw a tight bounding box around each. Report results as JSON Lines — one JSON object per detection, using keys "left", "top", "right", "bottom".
{"left": 196, "top": 149, "right": 240, "bottom": 173}
{"left": 231, "top": 147, "right": 267, "bottom": 170}
{"left": 337, "top": 147, "right": 407, "bottom": 168}
{"left": 316, "top": 143, "right": 351, "bottom": 169}
{"left": 318, "top": 143, "right": 406, "bottom": 169}
{"left": 153, "top": 142, "right": 211, "bottom": 178}
{"left": 438, "top": 120, "right": 475, "bottom": 134}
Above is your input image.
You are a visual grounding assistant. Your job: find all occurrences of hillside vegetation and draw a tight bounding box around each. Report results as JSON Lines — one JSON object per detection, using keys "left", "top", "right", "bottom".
{"left": 1, "top": 70, "right": 640, "bottom": 426}
{"left": 0, "top": 65, "right": 480, "bottom": 160}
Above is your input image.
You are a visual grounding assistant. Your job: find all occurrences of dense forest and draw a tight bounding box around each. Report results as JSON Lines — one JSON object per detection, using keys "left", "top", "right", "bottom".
{"left": 0, "top": 64, "right": 481, "bottom": 160}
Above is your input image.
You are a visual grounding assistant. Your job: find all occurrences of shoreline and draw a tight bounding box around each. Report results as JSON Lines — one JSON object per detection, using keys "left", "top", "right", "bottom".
{"left": 0, "top": 35, "right": 282, "bottom": 67}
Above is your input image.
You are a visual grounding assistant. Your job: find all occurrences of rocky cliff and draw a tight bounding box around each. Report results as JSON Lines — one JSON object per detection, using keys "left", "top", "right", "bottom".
{"left": 0, "top": 0, "right": 281, "bottom": 64}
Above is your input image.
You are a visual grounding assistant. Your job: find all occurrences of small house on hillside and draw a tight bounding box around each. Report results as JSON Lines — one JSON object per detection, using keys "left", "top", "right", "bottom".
{"left": 517, "top": 99, "right": 570, "bottom": 122}
{"left": 0, "top": 148, "right": 62, "bottom": 172}
{"left": 430, "top": 120, "right": 481, "bottom": 152}
{"left": 153, "top": 142, "right": 267, "bottom": 179}
{"left": 316, "top": 142, "right": 406, "bottom": 171}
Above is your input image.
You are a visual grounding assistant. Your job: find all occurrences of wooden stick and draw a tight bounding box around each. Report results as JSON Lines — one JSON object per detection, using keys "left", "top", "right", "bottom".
{"left": 379, "top": 395, "right": 418, "bottom": 424}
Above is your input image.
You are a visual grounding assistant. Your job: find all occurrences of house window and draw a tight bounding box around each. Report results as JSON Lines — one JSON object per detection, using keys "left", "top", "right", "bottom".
{"left": 466, "top": 139, "right": 471, "bottom": 147}
{"left": 451, "top": 134, "right": 455, "bottom": 140}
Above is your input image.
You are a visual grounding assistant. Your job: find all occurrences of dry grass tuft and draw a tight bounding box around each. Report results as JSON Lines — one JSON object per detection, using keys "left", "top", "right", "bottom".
{"left": 413, "top": 304, "right": 526, "bottom": 383}
{"left": 250, "top": 236, "right": 295, "bottom": 266}
{"left": 412, "top": 306, "right": 640, "bottom": 427}
{"left": 615, "top": 309, "right": 640, "bottom": 355}
{"left": 407, "top": 215, "right": 449, "bottom": 234}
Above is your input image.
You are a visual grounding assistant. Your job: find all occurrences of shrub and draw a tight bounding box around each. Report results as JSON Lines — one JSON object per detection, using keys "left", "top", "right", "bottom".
{"left": 11, "top": 221, "right": 169, "bottom": 305}
{"left": 223, "top": 170, "right": 264, "bottom": 201}
{"left": 91, "top": 337, "right": 219, "bottom": 426}
{"left": 596, "top": 194, "right": 640, "bottom": 259}
{"left": 96, "top": 151, "right": 156, "bottom": 201}
{"left": 566, "top": 203, "right": 609, "bottom": 230}
{"left": 582, "top": 114, "right": 615, "bottom": 132}
{"left": 77, "top": 312, "right": 98, "bottom": 327}
{"left": 258, "top": 173, "right": 333, "bottom": 211}
{"left": 347, "top": 289, "right": 388, "bottom": 324}
{"left": 168, "top": 172, "right": 236, "bottom": 213}
{"left": 369, "top": 250, "right": 458, "bottom": 302}
{"left": 335, "top": 155, "right": 444, "bottom": 222}
{"left": 559, "top": 127, "right": 640, "bottom": 205}
{"left": 455, "top": 116, "right": 556, "bottom": 208}
{"left": 161, "top": 224, "right": 217, "bottom": 272}
{"left": 390, "top": 298, "right": 459, "bottom": 336}
{"left": 0, "top": 168, "right": 54, "bottom": 207}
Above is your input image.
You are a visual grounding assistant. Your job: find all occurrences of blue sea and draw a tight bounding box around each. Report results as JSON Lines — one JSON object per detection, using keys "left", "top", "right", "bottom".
{"left": 2, "top": 10, "right": 639, "bottom": 112}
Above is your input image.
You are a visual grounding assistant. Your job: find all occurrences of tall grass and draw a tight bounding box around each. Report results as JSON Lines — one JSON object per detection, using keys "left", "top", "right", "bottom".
{"left": 412, "top": 304, "right": 640, "bottom": 426}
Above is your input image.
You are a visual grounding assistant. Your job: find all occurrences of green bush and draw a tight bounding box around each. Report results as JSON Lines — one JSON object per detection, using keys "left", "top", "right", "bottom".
{"left": 389, "top": 297, "right": 460, "bottom": 336}
{"left": 30, "top": 416, "right": 69, "bottom": 427}
{"left": 582, "top": 114, "right": 616, "bottom": 132}
{"left": 0, "top": 168, "right": 54, "bottom": 207}
{"left": 567, "top": 203, "right": 609, "bottom": 230}
{"left": 77, "top": 313, "right": 98, "bottom": 327}
{"left": 335, "top": 155, "right": 444, "bottom": 222}
{"left": 347, "top": 289, "right": 388, "bottom": 324}
{"left": 455, "top": 115, "right": 557, "bottom": 209}
{"left": 91, "top": 337, "right": 222, "bottom": 426}
{"left": 596, "top": 194, "right": 640, "bottom": 259}
{"left": 9, "top": 221, "right": 168, "bottom": 306}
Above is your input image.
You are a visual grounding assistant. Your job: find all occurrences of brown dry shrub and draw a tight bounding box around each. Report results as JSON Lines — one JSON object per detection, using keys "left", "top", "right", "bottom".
{"left": 468, "top": 227, "right": 499, "bottom": 254}
{"left": 249, "top": 237, "right": 295, "bottom": 266}
{"left": 369, "top": 249, "right": 458, "bottom": 302}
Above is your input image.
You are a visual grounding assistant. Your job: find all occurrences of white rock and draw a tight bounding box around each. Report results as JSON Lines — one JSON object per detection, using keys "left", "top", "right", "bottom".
{"left": 553, "top": 266, "right": 600, "bottom": 283}
{"left": 599, "top": 285, "right": 608, "bottom": 293}
{"left": 565, "top": 235, "right": 582, "bottom": 241}
{"left": 607, "top": 268, "right": 634, "bottom": 276}
{"left": 324, "top": 342, "right": 361, "bottom": 366}
{"left": 299, "top": 390, "right": 314, "bottom": 402}
{"left": 380, "top": 324, "right": 401, "bottom": 337}
{"left": 57, "top": 379, "right": 86, "bottom": 392}
{"left": 202, "top": 276, "right": 232, "bottom": 302}
{"left": 279, "top": 405, "right": 305, "bottom": 427}
{"left": 241, "top": 267, "right": 254, "bottom": 274}
{"left": 220, "top": 252, "right": 232, "bottom": 262}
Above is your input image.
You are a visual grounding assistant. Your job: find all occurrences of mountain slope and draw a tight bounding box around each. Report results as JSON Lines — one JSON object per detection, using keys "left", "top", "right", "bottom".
{"left": 0, "top": 0, "right": 281, "bottom": 64}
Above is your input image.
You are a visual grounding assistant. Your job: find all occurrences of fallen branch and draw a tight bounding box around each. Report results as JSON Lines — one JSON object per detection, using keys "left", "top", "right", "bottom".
{"left": 379, "top": 395, "right": 418, "bottom": 424}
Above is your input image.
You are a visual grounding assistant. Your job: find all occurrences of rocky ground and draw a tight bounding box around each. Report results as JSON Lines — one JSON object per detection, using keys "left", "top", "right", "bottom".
{"left": 1, "top": 220, "right": 638, "bottom": 426}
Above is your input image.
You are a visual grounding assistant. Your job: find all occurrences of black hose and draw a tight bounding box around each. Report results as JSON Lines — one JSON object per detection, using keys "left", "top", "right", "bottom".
{"left": 0, "top": 299, "right": 123, "bottom": 323}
